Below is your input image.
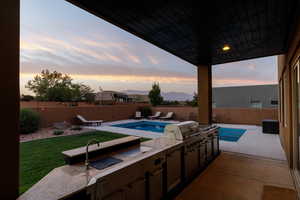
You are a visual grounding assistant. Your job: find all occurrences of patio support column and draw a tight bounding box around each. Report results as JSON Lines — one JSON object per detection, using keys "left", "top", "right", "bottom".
{"left": 197, "top": 64, "right": 212, "bottom": 124}
{"left": 0, "top": 1, "right": 20, "bottom": 199}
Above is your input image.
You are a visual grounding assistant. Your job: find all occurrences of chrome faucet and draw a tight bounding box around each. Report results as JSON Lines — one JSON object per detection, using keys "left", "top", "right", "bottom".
{"left": 85, "top": 139, "right": 100, "bottom": 170}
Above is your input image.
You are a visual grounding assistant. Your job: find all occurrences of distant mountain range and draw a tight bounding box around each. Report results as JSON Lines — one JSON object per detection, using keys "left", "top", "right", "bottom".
{"left": 122, "top": 90, "right": 194, "bottom": 101}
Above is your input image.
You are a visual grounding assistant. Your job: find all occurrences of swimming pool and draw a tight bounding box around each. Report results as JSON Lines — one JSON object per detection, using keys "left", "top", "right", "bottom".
{"left": 112, "top": 121, "right": 246, "bottom": 141}
{"left": 112, "top": 121, "right": 171, "bottom": 133}
{"left": 218, "top": 127, "right": 246, "bottom": 142}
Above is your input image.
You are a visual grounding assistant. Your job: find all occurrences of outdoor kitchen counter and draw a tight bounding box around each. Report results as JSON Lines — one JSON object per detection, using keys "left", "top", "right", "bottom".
{"left": 18, "top": 137, "right": 183, "bottom": 200}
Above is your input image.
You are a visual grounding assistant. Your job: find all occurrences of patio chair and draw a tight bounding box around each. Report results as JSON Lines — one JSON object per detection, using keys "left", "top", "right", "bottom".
{"left": 148, "top": 112, "right": 161, "bottom": 120}
{"left": 159, "top": 112, "right": 174, "bottom": 120}
{"left": 134, "top": 111, "right": 142, "bottom": 119}
{"left": 76, "top": 115, "right": 103, "bottom": 126}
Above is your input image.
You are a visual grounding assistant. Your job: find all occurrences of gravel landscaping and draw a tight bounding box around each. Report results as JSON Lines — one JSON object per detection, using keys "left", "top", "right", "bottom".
{"left": 20, "top": 127, "right": 93, "bottom": 142}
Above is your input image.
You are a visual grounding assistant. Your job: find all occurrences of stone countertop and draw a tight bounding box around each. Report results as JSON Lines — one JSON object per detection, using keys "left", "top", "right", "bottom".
{"left": 62, "top": 136, "right": 140, "bottom": 158}
{"left": 18, "top": 137, "right": 183, "bottom": 200}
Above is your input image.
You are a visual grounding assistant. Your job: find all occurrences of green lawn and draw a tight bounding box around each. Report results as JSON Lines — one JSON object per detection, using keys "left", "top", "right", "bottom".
{"left": 20, "top": 131, "right": 147, "bottom": 194}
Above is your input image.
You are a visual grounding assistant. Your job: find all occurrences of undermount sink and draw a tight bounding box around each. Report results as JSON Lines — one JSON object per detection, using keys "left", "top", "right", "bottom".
{"left": 89, "top": 146, "right": 152, "bottom": 170}
{"left": 90, "top": 157, "right": 123, "bottom": 170}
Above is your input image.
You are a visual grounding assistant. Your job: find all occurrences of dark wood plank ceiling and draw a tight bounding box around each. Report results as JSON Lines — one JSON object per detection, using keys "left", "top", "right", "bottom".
{"left": 67, "top": 0, "right": 299, "bottom": 65}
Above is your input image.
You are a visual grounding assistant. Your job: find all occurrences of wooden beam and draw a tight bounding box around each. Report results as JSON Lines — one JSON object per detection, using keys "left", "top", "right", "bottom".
{"left": 0, "top": 1, "right": 20, "bottom": 199}
{"left": 197, "top": 64, "right": 212, "bottom": 124}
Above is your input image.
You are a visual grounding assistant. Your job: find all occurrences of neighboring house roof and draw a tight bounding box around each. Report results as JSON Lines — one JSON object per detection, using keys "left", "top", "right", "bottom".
{"left": 95, "top": 91, "right": 129, "bottom": 101}
{"left": 128, "top": 94, "right": 150, "bottom": 102}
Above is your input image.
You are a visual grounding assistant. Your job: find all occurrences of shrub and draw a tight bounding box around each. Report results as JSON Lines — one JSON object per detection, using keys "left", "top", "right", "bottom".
{"left": 21, "top": 94, "right": 35, "bottom": 101}
{"left": 160, "top": 100, "right": 180, "bottom": 105}
{"left": 53, "top": 130, "right": 64, "bottom": 135}
{"left": 20, "top": 109, "right": 40, "bottom": 134}
{"left": 70, "top": 126, "right": 82, "bottom": 131}
{"left": 138, "top": 106, "right": 152, "bottom": 117}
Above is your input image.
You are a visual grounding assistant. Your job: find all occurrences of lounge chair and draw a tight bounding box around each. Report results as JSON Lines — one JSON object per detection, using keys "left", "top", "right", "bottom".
{"left": 134, "top": 111, "right": 142, "bottom": 119}
{"left": 160, "top": 112, "right": 174, "bottom": 120}
{"left": 148, "top": 112, "right": 161, "bottom": 120}
{"left": 76, "top": 115, "right": 103, "bottom": 126}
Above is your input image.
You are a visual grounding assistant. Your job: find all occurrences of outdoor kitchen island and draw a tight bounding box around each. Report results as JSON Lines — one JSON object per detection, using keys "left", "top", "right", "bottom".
{"left": 18, "top": 122, "right": 219, "bottom": 200}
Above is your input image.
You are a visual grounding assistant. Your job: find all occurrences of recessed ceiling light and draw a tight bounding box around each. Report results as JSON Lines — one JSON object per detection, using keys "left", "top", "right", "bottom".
{"left": 222, "top": 45, "right": 230, "bottom": 51}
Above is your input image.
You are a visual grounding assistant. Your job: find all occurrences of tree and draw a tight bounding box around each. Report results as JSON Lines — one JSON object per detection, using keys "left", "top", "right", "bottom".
{"left": 148, "top": 82, "right": 163, "bottom": 106}
{"left": 25, "top": 69, "right": 94, "bottom": 102}
{"left": 186, "top": 92, "right": 198, "bottom": 106}
{"left": 71, "top": 83, "right": 95, "bottom": 102}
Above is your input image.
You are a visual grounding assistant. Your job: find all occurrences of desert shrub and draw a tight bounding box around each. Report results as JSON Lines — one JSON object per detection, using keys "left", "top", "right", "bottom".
{"left": 53, "top": 130, "right": 64, "bottom": 135}
{"left": 20, "top": 109, "right": 40, "bottom": 134}
{"left": 138, "top": 106, "right": 152, "bottom": 117}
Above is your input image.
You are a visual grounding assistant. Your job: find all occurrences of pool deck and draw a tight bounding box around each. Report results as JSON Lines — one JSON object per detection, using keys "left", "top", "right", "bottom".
{"left": 217, "top": 124, "right": 286, "bottom": 161}
{"left": 85, "top": 120, "right": 286, "bottom": 160}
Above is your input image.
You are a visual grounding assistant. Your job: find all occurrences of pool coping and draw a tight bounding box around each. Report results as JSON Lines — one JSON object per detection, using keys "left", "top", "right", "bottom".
{"left": 84, "top": 119, "right": 179, "bottom": 139}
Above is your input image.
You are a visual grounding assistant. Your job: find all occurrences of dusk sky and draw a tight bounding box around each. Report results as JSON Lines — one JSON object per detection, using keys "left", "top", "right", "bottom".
{"left": 20, "top": 0, "right": 278, "bottom": 95}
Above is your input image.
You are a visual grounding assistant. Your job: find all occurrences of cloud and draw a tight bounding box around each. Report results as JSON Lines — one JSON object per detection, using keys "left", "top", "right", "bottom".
{"left": 20, "top": 41, "right": 54, "bottom": 53}
{"left": 78, "top": 38, "right": 126, "bottom": 49}
{"left": 20, "top": 61, "right": 196, "bottom": 80}
{"left": 248, "top": 64, "right": 256, "bottom": 70}
{"left": 21, "top": 72, "right": 196, "bottom": 84}
{"left": 148, "top": 56, "right": 159, "bottom": 65}
{"left": 20, "top": 32, "right": 149, "bottom": 66}
{"left": 212, "top": 56, "right": 277, "bottom": 87}
{"left": 213, "top": 78, "right": 275, "bottom": 87}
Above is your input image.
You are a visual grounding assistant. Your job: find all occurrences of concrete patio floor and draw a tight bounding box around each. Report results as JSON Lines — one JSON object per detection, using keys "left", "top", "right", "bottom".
{"left": 176, "top": 152, "right": 296, "bottom": 200}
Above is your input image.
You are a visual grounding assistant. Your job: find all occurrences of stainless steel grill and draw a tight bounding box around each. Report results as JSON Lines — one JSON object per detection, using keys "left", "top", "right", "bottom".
{"left": 164, "top": 121, "right": 219, "bottom": 181}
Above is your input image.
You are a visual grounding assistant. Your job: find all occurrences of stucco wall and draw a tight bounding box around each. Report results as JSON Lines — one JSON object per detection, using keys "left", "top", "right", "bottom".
{"left": 212, "top": 108, "right": 278, "bottom": 125}
{"left": 277, "top": 14, "right": 300, "bottom": 167}
{"left": 152, "top": 106, "right": 278, "bottom": 125}
{"left": 28, "top": 104, "right": 278, "bottom": 128}
{"left": 30, "top": 104, "right": 147, "bottom": 128}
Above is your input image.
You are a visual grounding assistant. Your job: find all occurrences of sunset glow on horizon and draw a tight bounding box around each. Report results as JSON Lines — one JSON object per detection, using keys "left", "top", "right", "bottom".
{"left": 20, "top": 0, "right": 278, "bottom": 95}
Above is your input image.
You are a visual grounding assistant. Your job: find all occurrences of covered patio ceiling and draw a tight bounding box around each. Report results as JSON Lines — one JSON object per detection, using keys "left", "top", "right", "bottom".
{"left": 67, "top": 0, "right": 300, "bottom": 65}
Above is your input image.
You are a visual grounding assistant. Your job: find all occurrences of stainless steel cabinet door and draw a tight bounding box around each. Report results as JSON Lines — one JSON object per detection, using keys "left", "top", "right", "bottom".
{"left": 206, "top": 139, "right": 213, "bottom": 162}
{"left": 213, "top": 135, "right": 219, "bottom": 157}
{"left": 186, "top": 149, "right": 199, "bottom": 179}
{"left": 199, "top": 143, "right": 206, "bottom": 169}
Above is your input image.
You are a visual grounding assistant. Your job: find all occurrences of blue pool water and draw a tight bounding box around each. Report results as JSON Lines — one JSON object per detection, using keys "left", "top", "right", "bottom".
{"left": 218, "top": 127, "right": 246, "bottom": 142}
{"left": 112, "top": 121, "right": 171, "bottom": 133}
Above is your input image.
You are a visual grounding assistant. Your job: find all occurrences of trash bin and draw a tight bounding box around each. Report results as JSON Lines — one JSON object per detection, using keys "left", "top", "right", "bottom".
{"left": 262, "top": 119, "right": 279, "bottom": 134}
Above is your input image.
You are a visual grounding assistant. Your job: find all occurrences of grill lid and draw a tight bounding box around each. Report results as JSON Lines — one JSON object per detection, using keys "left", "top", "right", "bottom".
{"left": 163, "top": 121, "right": 200, "bottom": 140}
